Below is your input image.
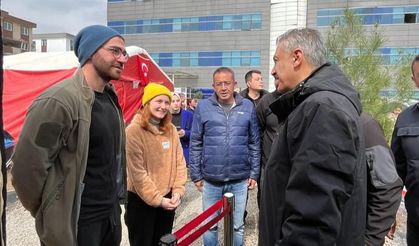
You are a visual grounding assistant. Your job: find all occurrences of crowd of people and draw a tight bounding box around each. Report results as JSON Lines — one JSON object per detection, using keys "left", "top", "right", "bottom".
{"left": 8, "top": 24, "right": 419, "bottom": 246}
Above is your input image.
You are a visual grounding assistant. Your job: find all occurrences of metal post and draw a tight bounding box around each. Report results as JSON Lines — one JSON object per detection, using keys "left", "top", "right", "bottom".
{"left": 223, "top": 192, "right": 234, "bottom": 246}
{"left": 159, "top": 233, "right": 177, "bottom": 246}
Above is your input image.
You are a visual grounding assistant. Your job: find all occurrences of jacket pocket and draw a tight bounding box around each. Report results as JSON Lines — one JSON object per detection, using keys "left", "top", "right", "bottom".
{"left": 366, "top": 146, "right": 399, "bottom": 187}
{"left": 397, "top": 127, "right": 419, "bottom": 159}
{"left": 397, "top": 126, "right": 419, "bottom": 136}
{"left": 42, "top": 179, "right": 65, "bottom": 213}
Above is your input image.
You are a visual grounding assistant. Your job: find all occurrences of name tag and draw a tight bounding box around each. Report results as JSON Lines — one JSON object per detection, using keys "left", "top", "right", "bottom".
{"left": 162, "top": 141, "right": 170, "bottom": 149}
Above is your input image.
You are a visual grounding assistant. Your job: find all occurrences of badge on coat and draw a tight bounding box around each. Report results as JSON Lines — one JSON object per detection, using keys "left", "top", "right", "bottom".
{"left": 162, "top": 141, "right": 170, "bottom": 149}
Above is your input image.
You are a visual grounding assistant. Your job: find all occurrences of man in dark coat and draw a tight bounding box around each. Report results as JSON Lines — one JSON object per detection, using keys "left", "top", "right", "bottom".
{"left": 259, "top": 28, "right": 366, "bottom": 246}
{"left": 239, "top": 69, "right": 268, "bottom": 106}
{"left": 363, "top": 113, "right": 402, "bottom": 246}
{"left": 391, "top": 54, "right": 419, "bottom": 245}
{"left": 255, "top": 83, "right": 281, "bottom": 207}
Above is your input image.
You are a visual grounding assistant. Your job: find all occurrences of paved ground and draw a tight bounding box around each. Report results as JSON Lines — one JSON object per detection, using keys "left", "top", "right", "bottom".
{"left": 6, "top": 180, "right": 258, "bottom": 245}
{"left": 6, "top": 180, "right": 406, "bottom": 245}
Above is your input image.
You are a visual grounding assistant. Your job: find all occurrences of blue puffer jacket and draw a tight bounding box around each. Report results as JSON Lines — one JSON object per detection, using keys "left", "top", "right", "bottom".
{"left": 189, "top": 93, "right": 260, "bottom": 182}
{"left": 179, "top": 109, "right": 193, "bottom": 164}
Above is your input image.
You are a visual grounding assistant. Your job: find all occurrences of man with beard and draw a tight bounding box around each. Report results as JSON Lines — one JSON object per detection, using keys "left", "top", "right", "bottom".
{"left": 12, "top": 25, "right": 128, "bottom": 246}
{"left": 259, "top": 28, "right": 366, "bottom": 245}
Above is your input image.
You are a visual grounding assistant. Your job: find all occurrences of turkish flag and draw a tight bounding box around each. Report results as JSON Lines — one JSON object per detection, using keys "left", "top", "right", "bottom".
{"left": 137, "top": 54, "right": 150, "bottom": 85}
{"left": 120, "top": 54, "right": 149, "bottom": 86}
{"left": 120, "top": 52, "right": 174, "bottom": 91}
{"left": 114, "top": 52, "right": 173, "bottom": 124}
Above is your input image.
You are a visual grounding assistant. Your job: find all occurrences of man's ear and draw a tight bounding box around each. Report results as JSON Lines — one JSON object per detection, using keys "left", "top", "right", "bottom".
{"left": 293, "top": 49, "right": 303, "bottom": 67}
{"left": 412, "top": 76, "right": 419, "bottom": 88}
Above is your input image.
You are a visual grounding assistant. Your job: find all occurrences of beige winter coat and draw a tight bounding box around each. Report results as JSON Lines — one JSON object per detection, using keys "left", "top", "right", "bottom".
{"left": 125, "top": 113, "right": 187, "bottom": 206}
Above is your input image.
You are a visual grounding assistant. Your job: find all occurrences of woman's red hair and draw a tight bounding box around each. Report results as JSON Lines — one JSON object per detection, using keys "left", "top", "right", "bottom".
{"left": 138, "top": 104, "right": 173, "bottom": 133}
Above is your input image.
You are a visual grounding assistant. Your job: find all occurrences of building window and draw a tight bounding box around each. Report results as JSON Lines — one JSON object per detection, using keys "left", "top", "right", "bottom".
{"left": 3, "top": 21, "right": 13, "bottom": 31}
{"left": 405, "top": 13, "right": 416, "bottom": 23}
{"left": 150, "top": 50, "right": 260, "bottom": 67}
{"left": 21, "top": 27, "right": 29, "bottom": 36}
{"left": 21, "top": 42, "right": 28, "bottom": 51}
{"left": 317, "top": 6, "right": 419, "bottom": 26}
{"left": 338, "top": 47, "right": 419, "bottom": 65}
{"left": 70, "top": 39, "right": 74, "bottom": 51}
{"left": 41, "top": 39, "right": 47, "bottom": 46}
{"left": 108, "top": 13, "right": 262, "bottom": 34}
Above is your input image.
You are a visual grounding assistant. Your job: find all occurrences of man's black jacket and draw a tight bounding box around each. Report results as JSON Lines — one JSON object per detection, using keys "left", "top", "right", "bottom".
{"left": 363, "top": 113, "right": 402, "bottom": 246}
{"left": 259, "top": 63, "right": 366, "bottom": 246}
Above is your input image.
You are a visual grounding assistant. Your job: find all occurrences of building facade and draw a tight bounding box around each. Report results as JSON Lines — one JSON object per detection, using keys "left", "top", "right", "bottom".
{"left": 33, "top": 33, "right": 75, "bottom": 52}
{"left": 108, "top": 0, "right": 419, "bottom": 90}
{"left": 307, "top": 0, "right": 419, "bottom": 66}
{"left": 1, "top": 10, "right": 37, "bottom": 55}
{"left": 268, "top": 0, "right": 307, "bottom": 90}
{"left": 107, "top": 0, "right": 272, "bottom": 89}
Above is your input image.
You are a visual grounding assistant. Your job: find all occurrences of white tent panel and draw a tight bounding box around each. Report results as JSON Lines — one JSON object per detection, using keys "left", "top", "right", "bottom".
{"left": 3, "top": 46, "right": 146, "bottom": 71}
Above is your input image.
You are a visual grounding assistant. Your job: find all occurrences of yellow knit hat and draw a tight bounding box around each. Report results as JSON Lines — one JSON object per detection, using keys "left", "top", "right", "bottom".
{"left": 142, "top": 83, "right": 172, "bottom": 105}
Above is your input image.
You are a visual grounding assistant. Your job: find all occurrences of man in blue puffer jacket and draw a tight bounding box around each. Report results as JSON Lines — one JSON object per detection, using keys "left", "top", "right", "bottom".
{"left": 189, "top": 67, "right": 260, "bottom": 246}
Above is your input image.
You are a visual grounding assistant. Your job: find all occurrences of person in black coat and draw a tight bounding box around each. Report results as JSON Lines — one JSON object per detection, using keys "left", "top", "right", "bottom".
{"left": 259, "top": 28, "right": 366, "bottom": 246}
{"left": 362, "top": 113, "right": 402, "bottom": 246}
{"left": 255, "top": 89, "right": 281, "bottom": 207}
{"left": 391, "top": 54, "right": 419, "bottom": 245}
{"left": 239, "top": 69, "right": 268, "bottom": 106}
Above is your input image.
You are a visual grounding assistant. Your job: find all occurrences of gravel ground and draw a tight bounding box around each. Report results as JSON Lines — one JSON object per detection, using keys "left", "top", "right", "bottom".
{"left": 6, "top": 180, "right": 258, "bottom": 245}
{"left": 6, "top": 180, "right": 406, "bottom": 245}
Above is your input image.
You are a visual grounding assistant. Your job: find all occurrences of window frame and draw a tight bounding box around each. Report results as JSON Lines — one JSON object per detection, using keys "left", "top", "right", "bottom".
{"left": 21, "top": 26, "right": 29, "bottom": 36}
{"left": 3, "top": 21, "right": 13, "bottom": 31}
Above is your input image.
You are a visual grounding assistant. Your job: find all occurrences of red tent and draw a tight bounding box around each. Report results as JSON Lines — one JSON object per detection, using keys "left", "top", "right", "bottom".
{"left": 3, "top": 46, "right": 174, "bottom": 141}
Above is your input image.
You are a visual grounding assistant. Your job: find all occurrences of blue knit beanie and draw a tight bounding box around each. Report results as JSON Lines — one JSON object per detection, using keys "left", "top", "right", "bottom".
{"left": 74, "top": 25, "right": 123, "bottom": 66}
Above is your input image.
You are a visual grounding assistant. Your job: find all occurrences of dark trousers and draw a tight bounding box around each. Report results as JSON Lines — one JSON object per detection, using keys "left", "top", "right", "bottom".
{"left": 125, "top": 191, "right": 175, "bottom": 246}
{"left": 77, "top": 205, "right": 122, "bottom": 246}
{"left": 407, "top": 219, "right": 419, "bottom": 246}
{"left": 257, "top": 164, "right": 265, "bottom": 208}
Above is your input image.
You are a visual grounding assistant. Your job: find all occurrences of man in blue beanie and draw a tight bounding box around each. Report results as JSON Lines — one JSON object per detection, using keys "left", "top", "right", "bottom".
{"left": 12, "top": 25, "right": 128, "bottom": 246}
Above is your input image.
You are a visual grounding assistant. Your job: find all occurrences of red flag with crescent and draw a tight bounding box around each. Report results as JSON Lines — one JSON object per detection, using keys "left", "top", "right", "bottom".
{"left": 138, "top": 54, "right": 150, "bottom": 86}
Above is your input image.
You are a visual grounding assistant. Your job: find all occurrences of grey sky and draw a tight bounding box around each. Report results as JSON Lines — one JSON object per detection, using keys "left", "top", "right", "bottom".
{"left": 2, "top": 0, "right": 107, "bottom": 35}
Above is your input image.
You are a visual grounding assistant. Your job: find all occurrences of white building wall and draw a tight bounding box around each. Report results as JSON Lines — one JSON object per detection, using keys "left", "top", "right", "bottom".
{"left": 34, "top": 40, "right": 41, "bottom": 52}
{"left": 269, "top": 0, "right": 307, "bottom": 91}
{"left": 34, "top": 38, "right": 72, "bottom": 52}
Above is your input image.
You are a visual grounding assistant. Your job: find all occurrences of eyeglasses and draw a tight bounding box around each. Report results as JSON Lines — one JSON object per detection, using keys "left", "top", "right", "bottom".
{"left": 214, "top": 81, "right": 234, "bottom": 87}
{"left": 102, "top": 46, "right": 129, "bottom": 60}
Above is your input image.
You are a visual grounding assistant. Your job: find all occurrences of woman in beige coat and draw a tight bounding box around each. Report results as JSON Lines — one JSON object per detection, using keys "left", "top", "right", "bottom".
{"left": 125, "top": 83, "right": 187, "bottom": 246}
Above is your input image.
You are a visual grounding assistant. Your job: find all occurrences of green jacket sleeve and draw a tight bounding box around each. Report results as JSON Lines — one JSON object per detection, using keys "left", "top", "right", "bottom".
{"left": 11, "top": 98, "right": 72, "bottom": 216}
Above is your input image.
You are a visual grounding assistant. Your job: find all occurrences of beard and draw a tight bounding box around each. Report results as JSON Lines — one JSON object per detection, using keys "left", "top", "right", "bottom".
{"left": 92, "top": 54, "right": 123, "bottom": 82}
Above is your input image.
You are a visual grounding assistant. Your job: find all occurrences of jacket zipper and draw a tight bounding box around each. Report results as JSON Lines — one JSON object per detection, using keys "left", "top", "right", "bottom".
{"left": 217, "top": 102, "right": 237, "bottom": 181}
